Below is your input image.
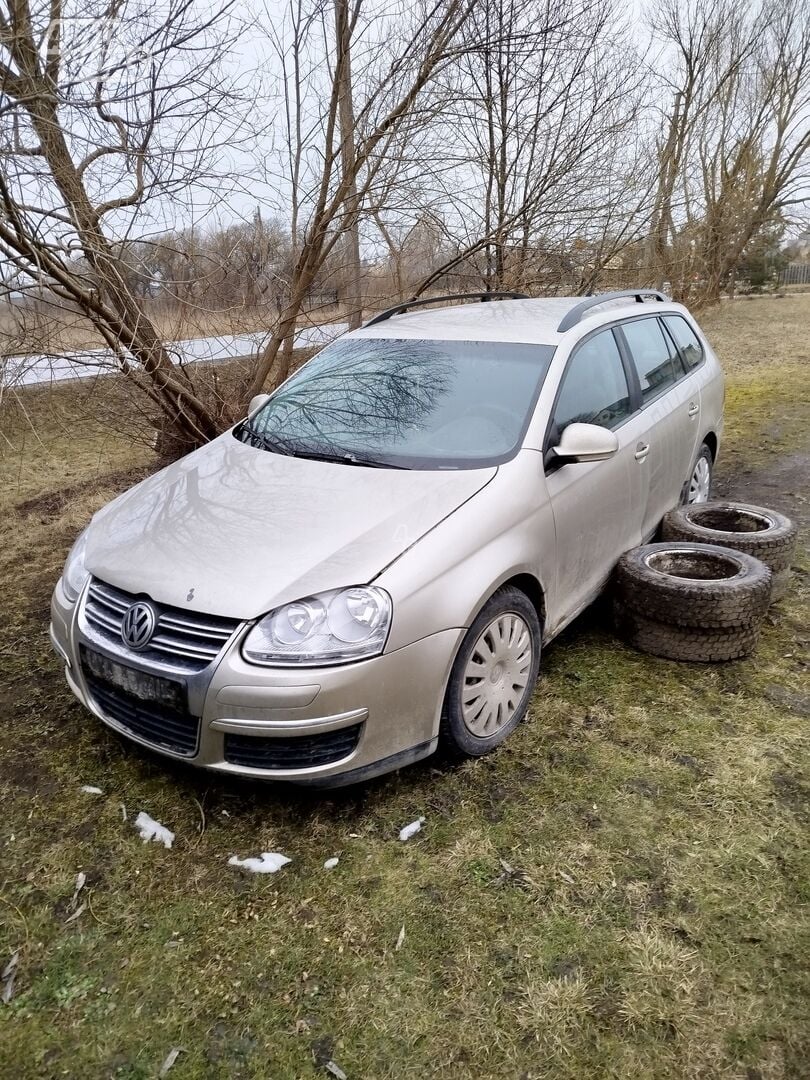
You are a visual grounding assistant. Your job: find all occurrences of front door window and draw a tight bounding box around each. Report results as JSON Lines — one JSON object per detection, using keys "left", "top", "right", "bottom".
{"left": 551, "top": 329, "right": 632, "bottom": 435}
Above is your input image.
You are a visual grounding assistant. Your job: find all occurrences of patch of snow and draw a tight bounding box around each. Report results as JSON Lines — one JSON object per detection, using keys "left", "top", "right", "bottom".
{"left": 1, "top": 953, "right": 17, "bottom": 1004}
{"left": 134, "top": 811, "right": 174, "bottom": 849}
{"left": 80, "top": 785, "right": 103, "bottom": 795}
{"left": 69, "top": 871, "right": 87, "bottom": 911}
{"left": 228, "top": 852, "right": 291, "bottom": 874}
{"left": 64, "top": 903, "right": 86, "bottom": 925}
{"left": 159, "top": 1048, "right": 184, "bottom": 1077}
{"left": 1, "top": 973, "right": 15, "bottom": 1004}
{"left": 398, "top": 817, "right": 425, "bottom": 842}
{"left": 323, "top": 857, "right": 339, "bottom": 870}
{"left": 3, "top": 323, "right": 348, "bottom": 388}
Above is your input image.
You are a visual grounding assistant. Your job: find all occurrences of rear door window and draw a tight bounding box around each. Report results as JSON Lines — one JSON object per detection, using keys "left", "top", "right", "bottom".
{"left": 552, "top": 329, "right": 632, "bottom": 432}
{"left": 621, "top": 317, "right": 681, "bottom": 403}
{"left": 662, "top": 315, "right": 704, "bottom": 371}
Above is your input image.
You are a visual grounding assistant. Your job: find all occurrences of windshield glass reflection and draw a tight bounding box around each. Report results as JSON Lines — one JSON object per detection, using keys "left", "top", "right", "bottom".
{"left": 240, "top": 337, "right": 555, "bottom": 469}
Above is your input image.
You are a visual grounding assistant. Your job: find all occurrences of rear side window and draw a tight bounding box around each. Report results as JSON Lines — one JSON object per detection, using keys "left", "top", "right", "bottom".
{"left": 553, "top": 329, "right": 632, "bottom": 431}
{"left": 622, "top": 317, "right": 680, "bottom": 403}
{"left": 663, "top": 315, "right": 704, "bottom": 370}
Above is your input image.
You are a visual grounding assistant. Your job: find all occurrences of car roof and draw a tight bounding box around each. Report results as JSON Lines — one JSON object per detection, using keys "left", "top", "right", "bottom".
{"left": 349, "top": 296, "right": 687, "bottom": 347}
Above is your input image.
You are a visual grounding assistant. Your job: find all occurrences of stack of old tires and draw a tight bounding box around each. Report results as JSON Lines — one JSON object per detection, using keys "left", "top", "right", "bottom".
{"left": 614, "top": 502, "right": 798, "bottom": 662}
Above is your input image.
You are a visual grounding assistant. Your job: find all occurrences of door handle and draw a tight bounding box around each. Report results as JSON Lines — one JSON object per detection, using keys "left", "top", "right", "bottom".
{"left": 688, "top": 402, "right": 700, "bottom": 417}
{"left": 634, "top": 442, "right": 650, "bottom": 461}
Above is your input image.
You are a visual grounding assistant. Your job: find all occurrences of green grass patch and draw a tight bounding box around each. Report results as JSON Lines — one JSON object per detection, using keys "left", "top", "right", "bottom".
{"left": 1, "top": 299, "right": 809, "bottom": 1078}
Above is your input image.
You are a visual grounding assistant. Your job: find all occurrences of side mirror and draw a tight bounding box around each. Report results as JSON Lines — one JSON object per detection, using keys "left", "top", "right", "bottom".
{"left": 248, "top": 393, "right": 270, "bottom": 416}
{"left": 551, "top": 422, "right": 618, "bottom": 463}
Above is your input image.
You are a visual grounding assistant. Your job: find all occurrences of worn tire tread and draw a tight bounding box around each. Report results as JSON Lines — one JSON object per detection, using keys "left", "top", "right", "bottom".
{"left": 661, "top": 501, "right": 798, "bottom": 574}
{"left": 614, "top": 601, "right": 760, "bottom": 662}
{"left": 614, "top": 542, "right": 772, "bottom": 629}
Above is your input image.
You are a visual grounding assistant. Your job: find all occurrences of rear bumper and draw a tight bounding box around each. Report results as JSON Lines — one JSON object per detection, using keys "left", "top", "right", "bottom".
{"left": 51, "top": 578, "right": 461, "bottom": 784}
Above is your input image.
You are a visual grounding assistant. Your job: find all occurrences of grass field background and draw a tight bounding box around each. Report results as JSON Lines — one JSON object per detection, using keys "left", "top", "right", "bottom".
{"left": 0, "top": 296, "right": 808, "bottom": 1079}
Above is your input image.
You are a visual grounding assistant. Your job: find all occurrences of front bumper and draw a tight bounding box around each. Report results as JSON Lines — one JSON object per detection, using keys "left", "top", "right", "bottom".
{"left": 50, "top": 578, "right": 461, "bottom": 784}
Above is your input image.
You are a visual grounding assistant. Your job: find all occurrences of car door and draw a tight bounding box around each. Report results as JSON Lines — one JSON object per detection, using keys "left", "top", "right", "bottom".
{"left": 661, "top": 312, "right": 708, "bottom": 447}
{"left": 616, "top": 316, "right": 702, "bottom": 540}
{"left": 543, "top": 327, "right": 650, "bottom": 631}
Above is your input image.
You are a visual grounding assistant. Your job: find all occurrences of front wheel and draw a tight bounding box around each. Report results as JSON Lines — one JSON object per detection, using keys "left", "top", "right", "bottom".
{"left": 439, "top": 586, "right": 541, "bottom": 759}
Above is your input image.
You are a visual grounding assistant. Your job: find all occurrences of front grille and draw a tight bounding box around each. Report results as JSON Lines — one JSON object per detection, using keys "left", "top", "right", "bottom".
{"left": 224, "top": 724, "right": 362, "bottom": 770}
{"left": 83, "top": 579, "right": 240, "bottom": 673}
{"left": 83, "top": 670, "right": 200, "bottom": 756}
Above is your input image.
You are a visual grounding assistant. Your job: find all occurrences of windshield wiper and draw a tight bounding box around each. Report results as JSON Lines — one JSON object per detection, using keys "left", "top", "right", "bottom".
{"left": 287, "top": 449, "right": 409, "bottom": 470}
{"left": 240, "top": 424, "right": 408, "bottom": 469}
{"left": 240, "top": 423, "right": 291, "bottom": 455}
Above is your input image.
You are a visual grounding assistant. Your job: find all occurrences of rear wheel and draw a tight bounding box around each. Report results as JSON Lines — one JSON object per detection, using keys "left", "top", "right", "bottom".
{"left": 440, "top": 587, "right": 541, "bottom": 758}
{"left": 683, "top": 443, "right": 713, "bottom": 505}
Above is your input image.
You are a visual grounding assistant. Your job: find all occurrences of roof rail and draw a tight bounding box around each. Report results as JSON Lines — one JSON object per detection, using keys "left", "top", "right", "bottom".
{"left": 557, "top": 290, "right": 670, "bottom": 333}
{"left": 363, "top": 291, "right": 529, "bottom": 328}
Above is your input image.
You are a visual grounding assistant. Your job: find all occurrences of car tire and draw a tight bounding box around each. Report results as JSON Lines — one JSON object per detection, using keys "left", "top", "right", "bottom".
{"left": 614, "top": 542, "right": 772, "bottom": 630}
{"left": 682, "top": 442, "right": 713, "bottom": 505}
{"left": 614, "top": 601, "right": 761, "bottom": 662}
{"left": 661, "top": 501, "right": 798, "bottom": 600}
{"left": 439, "top": 586, "right": 541, "bottom": 759}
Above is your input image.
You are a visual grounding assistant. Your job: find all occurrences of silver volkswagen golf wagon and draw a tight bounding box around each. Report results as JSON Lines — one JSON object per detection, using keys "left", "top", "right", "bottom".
{"left": 51, "top": 291, "right": 724, "bottom": 785}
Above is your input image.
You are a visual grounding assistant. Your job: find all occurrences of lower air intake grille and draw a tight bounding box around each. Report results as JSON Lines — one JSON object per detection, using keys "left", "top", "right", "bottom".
{"left": 83, "top": 672, "right": 200, "bottom": 757}
{"left": 224, "top": 724, "right": 362, "bottom": 770}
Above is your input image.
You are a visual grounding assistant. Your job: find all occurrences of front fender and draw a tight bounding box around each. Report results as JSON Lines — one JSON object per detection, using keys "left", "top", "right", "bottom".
{"left": 375, "top": 451, "right": 555, "bottom": 652}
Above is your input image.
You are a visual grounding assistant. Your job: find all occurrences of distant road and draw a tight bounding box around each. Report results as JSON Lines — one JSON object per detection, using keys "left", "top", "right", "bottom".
{"left": 1, "top": 322, "right": 348, "bottom": 389}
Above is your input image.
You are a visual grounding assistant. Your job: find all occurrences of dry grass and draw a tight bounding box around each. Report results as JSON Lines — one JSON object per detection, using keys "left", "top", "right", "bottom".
{"left": 0, "top": 296, "right": 808, "bottom": 1079}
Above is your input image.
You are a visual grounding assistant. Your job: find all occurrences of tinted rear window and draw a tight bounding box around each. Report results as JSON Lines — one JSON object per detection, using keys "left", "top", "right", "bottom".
{"left": 663, "top": 315, "right": 704, "bottom": 371}
{"left": 622, "top": 317, "right": 681, "bottom": 402}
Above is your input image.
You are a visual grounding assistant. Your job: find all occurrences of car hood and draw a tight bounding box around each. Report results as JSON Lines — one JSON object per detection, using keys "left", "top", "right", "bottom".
{"left": 86, "top": 433, "right": 496, "bottom": 619}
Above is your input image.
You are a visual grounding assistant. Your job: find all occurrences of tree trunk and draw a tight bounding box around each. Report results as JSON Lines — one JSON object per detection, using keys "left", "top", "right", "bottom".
{"left": 334, "top": 0, "right": 363, "bottom": 329}
{"left": 24, "top": 97, "right": 218, "bottom": 451}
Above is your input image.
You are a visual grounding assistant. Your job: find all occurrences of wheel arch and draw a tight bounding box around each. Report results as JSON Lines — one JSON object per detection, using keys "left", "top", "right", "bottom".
{"left": 500, "top": 572, "right": 547, "bottom": 638}
{"left": 702, "top": 431, "right": 718, "bottom": 461}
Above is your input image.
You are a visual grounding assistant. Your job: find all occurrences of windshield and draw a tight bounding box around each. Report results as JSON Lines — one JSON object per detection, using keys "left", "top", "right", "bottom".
{"left": 238, "top": 337, "right": 555, "bottom": 469}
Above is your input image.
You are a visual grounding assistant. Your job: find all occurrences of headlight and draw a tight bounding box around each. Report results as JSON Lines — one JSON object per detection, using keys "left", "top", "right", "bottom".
{"left": 242, "top": 586, "right": 391, "bottom": 666}
{"left": 62, "top": 530, "right": 90, "bottom": 603}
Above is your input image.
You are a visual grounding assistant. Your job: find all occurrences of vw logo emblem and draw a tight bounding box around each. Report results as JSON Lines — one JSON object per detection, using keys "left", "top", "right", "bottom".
{"left": 121, "top": 601, "right": 157, "bottom": 650}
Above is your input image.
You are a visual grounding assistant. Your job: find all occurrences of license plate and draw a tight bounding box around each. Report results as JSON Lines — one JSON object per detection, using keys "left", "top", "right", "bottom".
{"left": 81, "top": 647, "right": 185, "bottom": 709}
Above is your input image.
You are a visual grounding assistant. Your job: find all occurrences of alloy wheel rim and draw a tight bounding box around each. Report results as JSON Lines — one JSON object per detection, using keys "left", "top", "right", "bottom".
{"left": 461, "top": 613, "right": 533, "bottom": 737}
{"left": 687, "top": 456, "right": 711, "bottom": 504}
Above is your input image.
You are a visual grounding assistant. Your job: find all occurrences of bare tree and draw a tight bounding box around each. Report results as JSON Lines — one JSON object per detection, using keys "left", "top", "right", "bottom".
{"left": 246, "top": 0, "right": 473, "bottom": 399}
{"left": 648, "top": 0, "right": 810, "bottom": 302}
{"left": 333, "top": 0, "right": 362, "bottom": 329}
{"left": 404, "top": 0, "right": 653, "bottom": 297}
{"left": 0, "top": 0, "right": 256, "bottom": 451}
